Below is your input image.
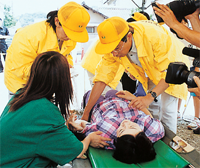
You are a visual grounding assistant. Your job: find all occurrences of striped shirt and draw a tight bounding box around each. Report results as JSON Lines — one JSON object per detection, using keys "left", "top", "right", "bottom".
{"left": 82, "top": 97, "right": 165, "bottom": 149}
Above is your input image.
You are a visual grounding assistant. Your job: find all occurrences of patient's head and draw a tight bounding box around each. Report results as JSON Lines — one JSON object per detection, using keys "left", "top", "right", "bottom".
{"left": 113, "top": 120, "right": 156, "bottom": 164}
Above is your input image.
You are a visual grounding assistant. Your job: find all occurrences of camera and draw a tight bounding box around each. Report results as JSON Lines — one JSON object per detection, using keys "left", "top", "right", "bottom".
{"left": 152, "top": 0, "right": 200, "bottom": 23}
{"left": 165, "top": 47, "right": 200, "bottom": 88}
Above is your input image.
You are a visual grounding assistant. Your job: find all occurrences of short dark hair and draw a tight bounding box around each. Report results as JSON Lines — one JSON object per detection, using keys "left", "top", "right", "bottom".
{"left": 113, "top": 132, "right": 156, "bottom": 164}
{"left": 139, "top": 11, "right": 150, "bottom": 20}
{"left": 121, "top": 25, "right": 134, "bottom": 42}
{"left": 9, "top": 51, "right": 73, "bottom": 120}
{"left": 126, "top": 11, "right": 150, "bottom": 23}
{"left": 46, "top": 10, "right": 61, "bottom": 32}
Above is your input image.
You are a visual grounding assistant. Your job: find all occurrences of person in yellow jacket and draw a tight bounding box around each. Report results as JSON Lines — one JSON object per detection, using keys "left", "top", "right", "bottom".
{"left": 81, "top": 37, "right": 124, "bottom": 93}
{"left": 5, "top": 1, "right": 90, "bottom": 96}
{"left": 81, "top": 17, "right": 190, "bottom": 133}
{"left": 81, "top": 12, "right": 150, "bottom": 94}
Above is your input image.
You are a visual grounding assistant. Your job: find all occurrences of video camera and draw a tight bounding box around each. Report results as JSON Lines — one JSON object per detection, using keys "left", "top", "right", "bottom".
{"left": 165, "top": 47, "right": 200, "bottom": 88}
{"left": 152, "top": 0, "right": 200, "bottom": 23}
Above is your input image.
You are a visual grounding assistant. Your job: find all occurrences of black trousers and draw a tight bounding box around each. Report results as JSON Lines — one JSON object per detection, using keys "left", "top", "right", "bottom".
{"left": 120, "top": 72, "right": 137, "bottom": 94}
{"left": 0, "top": 47, "right": 7, "bottom": 71}
{"left": 0, "top": 53, "right": 6, "bottom": 71}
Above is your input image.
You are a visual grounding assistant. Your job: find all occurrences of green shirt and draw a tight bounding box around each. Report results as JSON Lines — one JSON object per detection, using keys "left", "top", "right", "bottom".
{"left": 0, "top": 98, "right": 83, "bottom": 167}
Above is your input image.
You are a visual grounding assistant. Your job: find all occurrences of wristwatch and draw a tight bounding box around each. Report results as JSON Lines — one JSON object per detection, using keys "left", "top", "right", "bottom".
{"left": 149, "top": 91, "right": 158, "bottom": 102}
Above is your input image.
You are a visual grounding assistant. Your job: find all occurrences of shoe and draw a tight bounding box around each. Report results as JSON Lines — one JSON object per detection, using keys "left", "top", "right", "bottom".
{"left": 187, "top": 118, "right": 200, "bottom": 130}
{"left": 183, "top": 115, "right": 199, "bottom": 122}
{"left": 0, "top": 69, "right": 3, "bottom": 73}
{"left": 187, "top": 121, "right": 198, "bottom": 130}
{"left": 193, "top": 127, "right": 200, "bottom": 134}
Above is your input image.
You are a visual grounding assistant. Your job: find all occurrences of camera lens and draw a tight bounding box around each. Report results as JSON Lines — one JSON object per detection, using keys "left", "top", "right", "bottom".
{"left": 187, "top": 71, "right": 200, "bottom": 88}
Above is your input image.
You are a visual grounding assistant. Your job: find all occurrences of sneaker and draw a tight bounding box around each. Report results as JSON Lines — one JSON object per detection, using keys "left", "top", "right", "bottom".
{"left": 193, "top": 127, "right": 200, "bottom": 134}
{"left": 187, "top": 118, "right": 200, "bottom": 130}
{"left": 183, "top": 116, "right": 200, "bottom": 123}
{"left": 187, "top": 121, "right": 198, "bottom": 130}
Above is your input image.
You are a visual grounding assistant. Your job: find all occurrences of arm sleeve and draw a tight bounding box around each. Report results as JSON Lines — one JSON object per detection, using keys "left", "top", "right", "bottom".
{"left": 66, "top": 54, "right": 73, "bottom": 66}
{"left": 82, "top": 123, "right": 98, "bottom": 136}
{"left": 36, "top": 124, "right": 83, "bottom": 166}
{"left": 143, "top": 116, "right": 165, "bottom": 143}
{"left": 93, "top": 53, "right": 121, "bottom": 85}
{"left": 146, "top": 29, "right": 173, "bottom": 73}
{"left": 8, "top": 31, "right": 41, "bottom": 81}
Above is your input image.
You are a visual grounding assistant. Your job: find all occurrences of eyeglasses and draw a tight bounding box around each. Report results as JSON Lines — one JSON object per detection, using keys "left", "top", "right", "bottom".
{"left": 112, "top": 42, "right": 125, "bottom": 55}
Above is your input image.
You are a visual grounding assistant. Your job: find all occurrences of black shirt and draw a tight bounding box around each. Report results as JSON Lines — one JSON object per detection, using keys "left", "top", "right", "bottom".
{"left": 0, "top": 26, "right": 9, "bottom": 52}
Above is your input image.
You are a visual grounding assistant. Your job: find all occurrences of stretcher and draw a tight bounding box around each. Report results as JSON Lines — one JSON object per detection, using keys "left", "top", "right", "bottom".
{"left": 72, "top": 125, "right": 200, "bottom": 168}
{"left": 88, "top": 140, "right": 190, "bottom": 168}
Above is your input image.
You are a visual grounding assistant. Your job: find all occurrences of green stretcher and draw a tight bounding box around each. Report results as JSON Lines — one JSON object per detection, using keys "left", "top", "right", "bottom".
{"left": 88, "top": 140, "right": 190, "bottom": 168}
{"left": 72, "top": 125, "right": 200, "bottom": 168}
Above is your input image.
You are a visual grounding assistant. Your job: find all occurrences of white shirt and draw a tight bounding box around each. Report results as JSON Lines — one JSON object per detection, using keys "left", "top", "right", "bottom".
{"left": 126, "top": 38, "right": 142, "bottom": 68}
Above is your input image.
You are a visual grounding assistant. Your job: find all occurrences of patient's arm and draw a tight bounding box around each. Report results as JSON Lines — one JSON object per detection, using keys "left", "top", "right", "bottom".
{"left": 116, "top": 90, "right": 153, "bottom": 118}
{"left": 67, "top": 113, "right": 88, "bottom": 132}
{"left": 68, "top": 113, "right": 111, "bottom": 149}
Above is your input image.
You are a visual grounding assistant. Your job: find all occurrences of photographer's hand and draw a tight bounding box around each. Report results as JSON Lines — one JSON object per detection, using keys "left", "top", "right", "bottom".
{"left": 153, "top": 3, "right": 179, "bottom": 28}
{"left": 185, "top": 8, "right": 200, "bottom": 20}
{"left": 188, "top": 76, "right": 200, "bottom": 99}
{"left": 185, "top": 8, "right": 200, "bottom": 33}
{"left": 153, "top": 3, "right": 200, "bottom": 47}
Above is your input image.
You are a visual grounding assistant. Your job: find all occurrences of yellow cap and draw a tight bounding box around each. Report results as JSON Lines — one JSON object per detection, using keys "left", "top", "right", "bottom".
{"left": 58, "top": 1, "right": 90, "bottom": 43}
{"left": 95, "top": 17, "right": 129, "bottom": 54}
{"left": 132, "top": 12, "right": 148, "bottom": 21}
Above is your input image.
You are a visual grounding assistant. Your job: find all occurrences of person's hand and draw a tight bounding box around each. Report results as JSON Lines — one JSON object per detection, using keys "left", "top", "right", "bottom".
{"left": 153, "top": 3, "right": 180, "bottom": 27}
{"left": 188, "top": 76, "right": 200, "bottom": 99}
{"left": 116, "top": 90, "right": 136, "bottom": 101}
{"left": 66, "top": 112, "right": 77, "bottom": 128}
{"left": 185, "top": 8, "right": 200, "bottom": 20}
{"left": 67, "top": 113, "right": 87, "bottom": 132}
{"left": 89, "top": 131, "right": 111, "bottom": 148}
{"left": 129, "top": 95, "right": 153, "bottom": 111}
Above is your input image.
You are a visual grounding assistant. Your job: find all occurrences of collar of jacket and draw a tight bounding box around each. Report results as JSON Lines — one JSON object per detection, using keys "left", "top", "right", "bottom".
{"left": 45, "top": 22, "right": 76, "bottom": 53}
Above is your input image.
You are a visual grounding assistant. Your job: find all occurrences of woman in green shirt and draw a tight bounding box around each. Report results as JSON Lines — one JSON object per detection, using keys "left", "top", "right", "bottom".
{"left": 0, "top": 51, "right": 110, "bottom": 167}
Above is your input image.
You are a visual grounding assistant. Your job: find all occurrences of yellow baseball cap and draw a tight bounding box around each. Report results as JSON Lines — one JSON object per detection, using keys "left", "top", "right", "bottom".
{"left": 95, "top": 17, "right": 129, "bottom": 54}
{"left": 132, "top": 12, "right": 148, "bottom": 21}
{"left": 58, "top": 1, "right": 90, "bottom": 43}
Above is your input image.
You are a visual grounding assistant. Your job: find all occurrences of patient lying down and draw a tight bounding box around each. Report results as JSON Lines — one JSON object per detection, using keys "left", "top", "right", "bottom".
{"left": 67, "top": 90, "right": 165, "bottom": 164}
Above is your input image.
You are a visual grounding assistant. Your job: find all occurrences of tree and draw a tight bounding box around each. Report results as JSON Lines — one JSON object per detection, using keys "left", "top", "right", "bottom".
{"left": 4, "top": 5, "right": 16, "bottom": 28}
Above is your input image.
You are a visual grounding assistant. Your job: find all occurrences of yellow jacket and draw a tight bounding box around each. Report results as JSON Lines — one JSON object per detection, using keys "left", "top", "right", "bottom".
{"left": 5, "top": 21, "right": 76, "bottom": 93}
{"left": 81, "top": 39, "right": 125, "bottom": 89}
{"left": 94, "top": 20, "right": 190, "bottom": 100}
